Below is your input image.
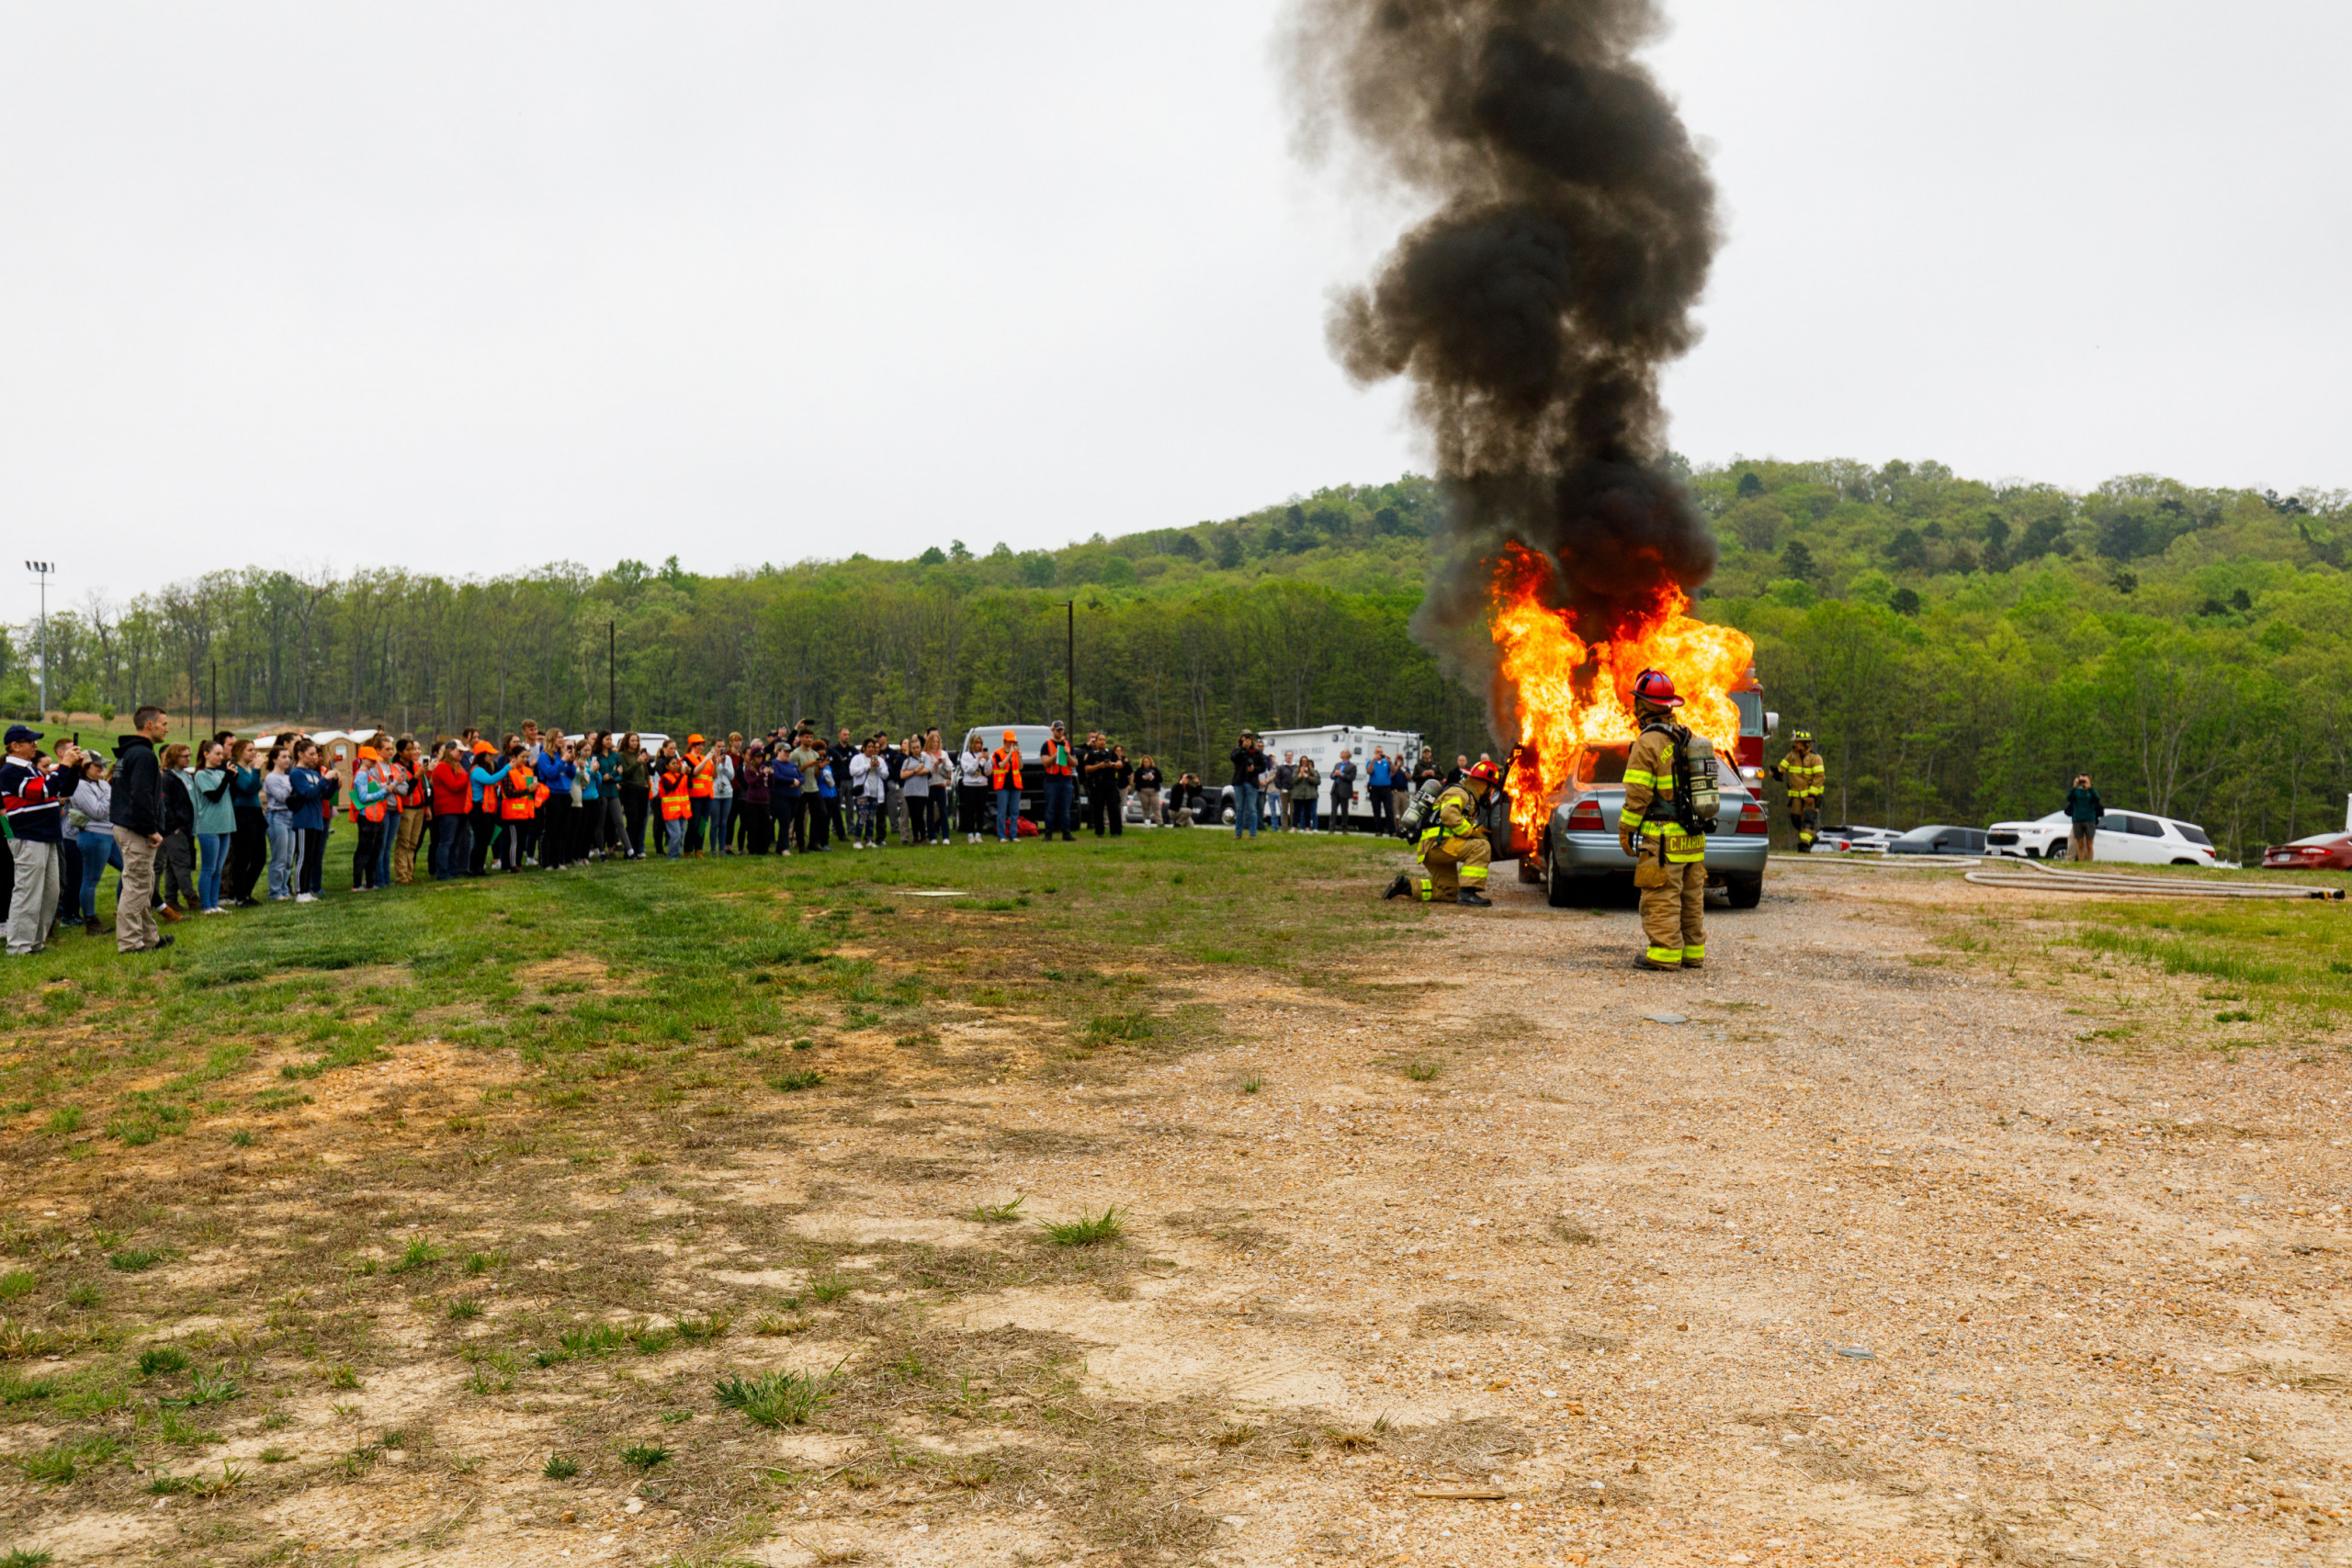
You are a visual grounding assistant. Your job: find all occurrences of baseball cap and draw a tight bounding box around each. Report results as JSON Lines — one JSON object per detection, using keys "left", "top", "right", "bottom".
{"left": 4, "top": 724, "right": 42, "bottom": 746}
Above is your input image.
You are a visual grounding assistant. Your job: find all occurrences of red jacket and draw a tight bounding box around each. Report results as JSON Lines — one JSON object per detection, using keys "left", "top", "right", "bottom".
{"left": 430, "top": 758, "right": 473, "bottom": 815}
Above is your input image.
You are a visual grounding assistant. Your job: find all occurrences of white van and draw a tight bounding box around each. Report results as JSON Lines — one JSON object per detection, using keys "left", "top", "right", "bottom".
{"left": 1986, "top": 808, "right": 2218, "bottom": 866}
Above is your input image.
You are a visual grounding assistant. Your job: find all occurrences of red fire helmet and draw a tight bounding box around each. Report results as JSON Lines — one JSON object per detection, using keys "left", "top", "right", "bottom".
{"left": 1631, "top": 668, "right": 1684, "bottom": 710}
{"left": 1464, "top": 760, "right": 1503, "bottom": 785}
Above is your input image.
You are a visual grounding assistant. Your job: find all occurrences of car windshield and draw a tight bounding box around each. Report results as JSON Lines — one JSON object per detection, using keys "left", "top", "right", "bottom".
{"left": 1893, "top": 827, "right": 1945, "bottom": 845}
{"left": 2285, "top": 832, "right": 2350, "bottom": 847}
{"left": 2176, "top": 823, "right": 2213, "bottom": 847}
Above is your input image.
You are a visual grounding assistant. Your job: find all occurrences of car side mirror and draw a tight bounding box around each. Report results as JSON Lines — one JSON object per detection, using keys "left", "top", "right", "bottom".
{"left": 1764, "top": 711, "right": 1780, "bottom": 739}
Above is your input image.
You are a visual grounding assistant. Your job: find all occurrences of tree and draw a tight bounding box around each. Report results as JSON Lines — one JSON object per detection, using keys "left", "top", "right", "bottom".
{"left": 1886, "top": 529, "right": 1928, "bottom": 571}
{"left": 1781, "top": 539, "right": 1816, "bottom": 581}
{"left": 919, "top": 546, "right": 947, "bottom": 567}
{"left": 1890, "top": 587, "right": 1921, "bottom": 616}
{"left": 2097, "top": 513, "right": 2151, "bottom": 561}
{"left": 1736, "top": 471, "right": 1764, "bottom": 498}
{"left": 1214, "top": 531, "right": 1244, "bottom": 570}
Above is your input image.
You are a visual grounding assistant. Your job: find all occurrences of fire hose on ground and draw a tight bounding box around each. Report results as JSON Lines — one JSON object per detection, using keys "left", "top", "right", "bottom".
{"left": 1961, "top": 856, "right": 2346, "bottom": 901}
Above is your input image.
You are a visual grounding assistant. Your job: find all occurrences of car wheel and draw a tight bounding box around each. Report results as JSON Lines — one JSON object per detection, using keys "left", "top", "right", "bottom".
{"left": 1724, "top": 874, "right": 1762, "bottom": 909}
{"left": 1545, "top": 852, "right": 1577, "bottom": 908}
{"left": 2170, "top": 858, "right": 2199, "bottom": 866}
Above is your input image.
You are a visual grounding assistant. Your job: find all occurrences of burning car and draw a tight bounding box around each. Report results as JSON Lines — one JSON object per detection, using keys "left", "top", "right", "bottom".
{"left": 1530, "top": 742, "right": 1770, "bottom": 908}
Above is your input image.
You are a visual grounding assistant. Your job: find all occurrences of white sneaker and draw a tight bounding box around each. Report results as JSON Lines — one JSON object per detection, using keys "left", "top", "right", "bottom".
{"left": 296, "top": 893, "right": 317, "bottom": 903}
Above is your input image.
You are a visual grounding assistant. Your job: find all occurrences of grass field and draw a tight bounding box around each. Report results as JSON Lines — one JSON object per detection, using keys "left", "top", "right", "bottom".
{"left": 0, "top": 827, "right": 1411, "bottom": 1563}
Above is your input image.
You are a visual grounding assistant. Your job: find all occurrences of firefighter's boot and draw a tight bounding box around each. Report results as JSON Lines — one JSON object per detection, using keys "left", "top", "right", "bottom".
{"left": 1382, "top": 874, "right": 1411, "bottom": 901}
{"left": 1456, "top": 889, "right": 1491, "bottom": 908}
{"left": 1634, "top": 952, "right": 1679, "bottom": 971}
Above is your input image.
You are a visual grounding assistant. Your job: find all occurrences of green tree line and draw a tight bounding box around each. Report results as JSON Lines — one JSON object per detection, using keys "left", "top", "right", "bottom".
{"left": 6, "top": 460, "right": 2346, "bottom": 859}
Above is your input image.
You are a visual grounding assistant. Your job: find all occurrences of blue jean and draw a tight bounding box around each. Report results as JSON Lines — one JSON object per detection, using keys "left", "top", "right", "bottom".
{"left": 432, "top": 814, "right": 469, "bottom": 880}
{"left": 1044, "top": 776, "right": 1074, "bottom": 837}
{"left": 197, "top": 831, "right": 228, "bottom": 911}
{"left": 266, "top": 813, "right": 296, "bottom": 898}
{"left": 995, "top": 786, "right": 1022, "bottom": 841}
{"left": 709, "top": 797, "right": 734, "bottom": 854}
{"left": 1231, "top": 783, "right": 1259, "bottom": 838}
{"left": 665, "top": 817, "right": 686, "bottom": 858}
{"left": 77, "top": 829, "right": 123, "bottom": 919}
{"left": 376, "top": 813, "right": 396, "bottom": 887}
{"left": 1291, "top": 800, "right": 1317, "bottom": 831}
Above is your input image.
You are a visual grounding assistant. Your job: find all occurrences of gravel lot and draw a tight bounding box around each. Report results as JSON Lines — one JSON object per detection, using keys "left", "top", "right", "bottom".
{"left": 860, "top": 852, "right": 2352, "bottom": 1567}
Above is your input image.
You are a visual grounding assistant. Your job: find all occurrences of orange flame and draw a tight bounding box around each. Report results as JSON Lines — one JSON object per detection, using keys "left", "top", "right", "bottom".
{"left": 1490, "top": 546, "right": 1755, "bottom": 840}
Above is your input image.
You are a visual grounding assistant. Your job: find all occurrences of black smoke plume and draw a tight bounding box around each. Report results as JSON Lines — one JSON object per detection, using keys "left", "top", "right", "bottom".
{"left": 1288, "top": 0, "right": 1721, "bottom": 728}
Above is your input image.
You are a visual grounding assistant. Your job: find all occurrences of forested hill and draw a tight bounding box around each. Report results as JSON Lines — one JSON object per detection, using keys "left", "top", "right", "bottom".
{"left": 3, "top": 459, "right": 2346, "bottom": 858}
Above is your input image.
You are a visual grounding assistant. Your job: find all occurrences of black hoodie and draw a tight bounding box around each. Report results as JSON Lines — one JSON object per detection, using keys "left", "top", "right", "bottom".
{"left": 112, "top": 734, "right": 162, "bottom": 838}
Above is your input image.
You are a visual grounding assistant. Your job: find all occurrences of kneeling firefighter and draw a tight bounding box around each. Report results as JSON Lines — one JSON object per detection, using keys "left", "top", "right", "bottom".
{"left": 1620, "top": 668, "right": 1716, "bottom": 971}
{"left": 1383, "top": 760, "right": 1498, "bottom": 907}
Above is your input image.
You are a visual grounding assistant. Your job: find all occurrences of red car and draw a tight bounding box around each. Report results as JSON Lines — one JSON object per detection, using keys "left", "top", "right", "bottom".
{"left": 2262, "top": 832, "right": 2352, "bottom": 871}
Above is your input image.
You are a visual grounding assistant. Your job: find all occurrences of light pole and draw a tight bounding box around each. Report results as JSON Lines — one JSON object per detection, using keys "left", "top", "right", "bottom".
{"left": 23, "top": 561, "right": 55, "bottom": 717}
{"left": 1062, "top": 600, "right": 1075, "bottom": 739}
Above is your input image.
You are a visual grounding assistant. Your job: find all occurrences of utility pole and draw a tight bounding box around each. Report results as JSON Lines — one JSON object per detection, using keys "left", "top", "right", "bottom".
{"left": 210, "top": 659, "right": 218, "bottom": 743}
{"left": 608, "top": 621, "right": 616, "bottom": 734}
{"left": 23, "top": 561, "right": 54, "bottom": 716}
{"left": 1063, "top": 599, "right": 1075, "bottom": 738}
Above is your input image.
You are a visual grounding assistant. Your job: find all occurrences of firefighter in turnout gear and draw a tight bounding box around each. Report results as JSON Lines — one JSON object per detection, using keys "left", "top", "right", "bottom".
{"left": 1769, "top": 731, "right": 1825, "bottom": 852}
{"left": 1620, "top": 669, "right": 1707, "bottom": 971}
{"left": 1383, "top": 760, "right": 1498, "bottom": 907}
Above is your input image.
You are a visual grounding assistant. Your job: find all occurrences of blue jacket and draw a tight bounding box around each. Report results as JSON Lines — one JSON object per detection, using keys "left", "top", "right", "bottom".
{"left": 285, "top": 766, "right": 326, "bottom": 832}
{"left": 1369, "top": 758, "right": 1392, "bottom": 789}
{"left": 230, "top": 765, "right": 265, "bottom": 810}
{"left": 469, "top": 761, "right": 502, "bottom": 807}
{"left": 535, "top": 753, "right": 574, "bottom": 795}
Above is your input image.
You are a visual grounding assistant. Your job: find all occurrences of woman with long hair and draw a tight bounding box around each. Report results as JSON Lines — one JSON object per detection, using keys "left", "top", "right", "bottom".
{"left": 740, "top": 740, "right": 773, "bottom": 855}
{"left": 617, "top": 732, "right": 650, "bottom": 860}
{"left": 157, "top": 742, "right": 197, "bottom": 919}
{"left": 261, "top": 744, "right": 297, "bottom": 900}
{"left": 225, "top": 739, "right": 266, "bottom": 906}
{"left": 287, "top": 741, "right": 333, "bottom": 902}
{"left": 654, "top": 740, "right": 691, "bottom": 859}
{"left": 347, "top": 745, "right": 391, "bottom": 891}
{"left": 191, "top": 739, "right": 235, "bottom": 914}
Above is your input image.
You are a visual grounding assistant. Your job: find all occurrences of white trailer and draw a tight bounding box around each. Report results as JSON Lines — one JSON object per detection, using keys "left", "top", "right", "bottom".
{"left": 1223, "top": 724, "right": 1426, "bottom": 828}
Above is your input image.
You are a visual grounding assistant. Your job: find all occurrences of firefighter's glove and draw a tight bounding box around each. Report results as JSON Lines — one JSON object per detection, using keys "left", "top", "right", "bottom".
{"left": 1618, "top": 829, "right": 1637, "bottom": 858}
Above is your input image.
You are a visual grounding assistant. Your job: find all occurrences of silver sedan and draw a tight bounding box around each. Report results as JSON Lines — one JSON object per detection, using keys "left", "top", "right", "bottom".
{"left": 1529, "top": 750, "right": 1771, "bottom": 908}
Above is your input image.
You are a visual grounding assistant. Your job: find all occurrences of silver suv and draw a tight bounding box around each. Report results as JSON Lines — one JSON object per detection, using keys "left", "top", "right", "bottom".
{"left": 1532, "top": 743, "right": 1771, "bottom": 908}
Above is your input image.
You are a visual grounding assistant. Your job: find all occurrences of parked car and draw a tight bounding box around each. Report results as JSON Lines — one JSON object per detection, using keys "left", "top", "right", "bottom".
{"left": 1885, "top": 825, "right": 1987, "bottom": 856}
{"left": 1986, "top": 808, "right": 2219, "bottom": 866}
{"left": 1534, "top": 743, "right": 1770, "bottom": 908}
{"left": 1816, "top": 823, "right": 1899, "bottom": 853}
{"left": 2261, "top": 832, "right": 2352, "bottom": 872}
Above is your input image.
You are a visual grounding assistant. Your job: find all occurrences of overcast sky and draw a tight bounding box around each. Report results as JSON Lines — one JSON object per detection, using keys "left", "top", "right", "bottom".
{"left": 4, "top": 1, "right": 2346, "bottom": 615}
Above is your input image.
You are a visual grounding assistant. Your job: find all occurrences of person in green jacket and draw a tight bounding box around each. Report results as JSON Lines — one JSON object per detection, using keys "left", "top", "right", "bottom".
{"left": 2064, "top": 774, "right": 2103, "bottom": 863}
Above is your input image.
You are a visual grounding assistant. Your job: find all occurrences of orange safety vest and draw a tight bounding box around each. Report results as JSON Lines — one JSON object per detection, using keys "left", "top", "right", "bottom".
{"left": 1040, "top": 740, "right": 1074, "bottom": 777}
{"left": 349, "top": 765, "right": 389, "bottom": 825}
{"left": 689, "top": 750, "right": 716, "bottom": 799}
{"left": 990, "top": 748, "right": 1023, "bottom": 791}
{"left": 659, "top": 765, "right": 693, "bottom": 820}
{"left": 499, "top": 765, "right": 537, "bottom": 822}
{"left": 396, "top": 762, "right": 427, "bottom": 813}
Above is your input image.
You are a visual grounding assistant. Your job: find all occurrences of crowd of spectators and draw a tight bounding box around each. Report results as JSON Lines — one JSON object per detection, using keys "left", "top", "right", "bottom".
{"left": 4, "top": 708, "right": 1462, "bottom": 958}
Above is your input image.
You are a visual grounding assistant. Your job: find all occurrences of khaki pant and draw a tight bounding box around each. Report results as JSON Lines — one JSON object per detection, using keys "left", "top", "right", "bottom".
{"left": 1636, "top": 837, "right": 1706, "bottom": 966}
{"left": 394, "top": 808, "right": 427, "bottom": 884}
{"left": 113, "top": 826, "right": 159, "bottom": 953}
{"left": 6, "top": 840, "right": 60, "bottom": 955}
{"left": 1789, "top": 799, "right": 1820, "bottom": 852}
{"left": 1415, "top": 830, "right": 1492, "bottom": 902}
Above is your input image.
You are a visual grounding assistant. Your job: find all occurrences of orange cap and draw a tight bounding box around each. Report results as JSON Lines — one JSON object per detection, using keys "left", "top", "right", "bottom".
{"left": 688, "top": 734, "right": 705, "bottom": 745}
{"left": 1001, "top": 729, "right": 1017, "bottom": 741}
{"left": 356, "top": 747, "right": 380, "bottom": 761}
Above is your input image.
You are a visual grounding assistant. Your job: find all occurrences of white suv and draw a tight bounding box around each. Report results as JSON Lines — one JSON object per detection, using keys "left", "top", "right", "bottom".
{"left": 1986, "top": 809, "right": 2218, "bottom": 866}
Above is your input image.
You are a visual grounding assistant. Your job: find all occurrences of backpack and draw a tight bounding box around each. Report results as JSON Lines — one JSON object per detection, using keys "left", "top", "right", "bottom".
{"left": 1658, "top": 722, "right": 1719, "bottom": 834}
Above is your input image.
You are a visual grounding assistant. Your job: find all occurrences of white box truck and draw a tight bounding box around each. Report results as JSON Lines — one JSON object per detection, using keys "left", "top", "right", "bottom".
{"left": 1216, "top": 725, "right": 1426, "bottom": 829}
